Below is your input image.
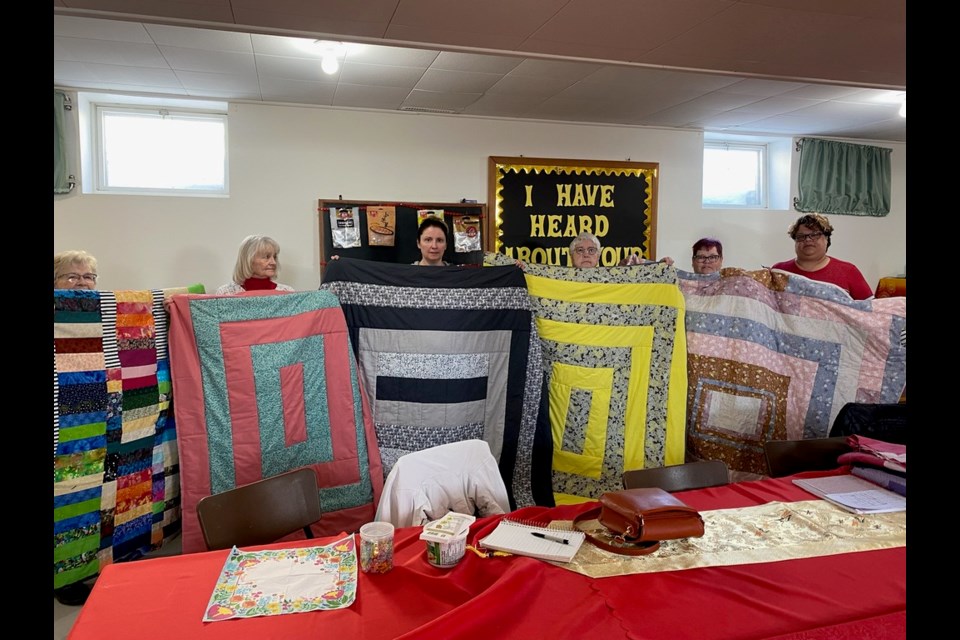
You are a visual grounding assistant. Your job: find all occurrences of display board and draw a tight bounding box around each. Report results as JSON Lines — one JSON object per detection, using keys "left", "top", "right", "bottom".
{"left": 488, "top": 157, "right": 659, "bottom": 267}
{"left": 318, "top": 199, "right": 486, "bottom": 273}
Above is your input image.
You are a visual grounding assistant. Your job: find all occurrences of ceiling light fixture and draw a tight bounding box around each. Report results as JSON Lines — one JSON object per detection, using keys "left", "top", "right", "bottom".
{"left": 315, "top": 40, "right": 346, "bottom": 75}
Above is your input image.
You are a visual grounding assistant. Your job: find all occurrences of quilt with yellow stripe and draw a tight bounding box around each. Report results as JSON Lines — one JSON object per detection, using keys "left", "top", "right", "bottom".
{"left": 501, "top": 258, "right": 687, "bottom": 503}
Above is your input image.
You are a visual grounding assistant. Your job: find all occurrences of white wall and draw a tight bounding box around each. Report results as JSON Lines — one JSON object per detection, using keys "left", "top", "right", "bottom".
{"left": 54, "top": 101, "right": 906, "bottom": 292}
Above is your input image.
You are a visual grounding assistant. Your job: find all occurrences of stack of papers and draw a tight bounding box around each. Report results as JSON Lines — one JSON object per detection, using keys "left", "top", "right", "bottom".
{"left": 793, "top": 475, "right": 906, "bottom": 514}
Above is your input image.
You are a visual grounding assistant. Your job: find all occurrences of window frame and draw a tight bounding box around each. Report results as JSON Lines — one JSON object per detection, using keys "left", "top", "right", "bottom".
{"left": 78, "top": 93, "right": 230, "bottom": 197}
{"left": 701, "top": 140, "right": 768, "bottom": 209}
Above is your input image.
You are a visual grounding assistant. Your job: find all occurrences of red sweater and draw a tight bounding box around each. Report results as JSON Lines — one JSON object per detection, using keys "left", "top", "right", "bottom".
{"left": 770, "top": 257, "right": 873, "bottom": 300}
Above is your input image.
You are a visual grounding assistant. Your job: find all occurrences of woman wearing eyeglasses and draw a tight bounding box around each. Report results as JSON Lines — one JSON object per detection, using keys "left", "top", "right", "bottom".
{"left": 691, "top": 238, "right": 723, "bottom": 274}
{"left": 771, "top": 213, "right": 872, "bottom": 300}
{"left": 54, "top": 250, "right": 99, "bottom": 290}
{"left": 570, "top": 232, "right": 674, "bottom": 268}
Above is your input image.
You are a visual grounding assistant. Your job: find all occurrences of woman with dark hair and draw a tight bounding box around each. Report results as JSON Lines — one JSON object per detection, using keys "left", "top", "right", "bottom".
{"left": 216, "top": 235, "right": 295, "bottom": 294}
{"left": 691, "top": 238, "right": 723, "bottom": 274}
{"left": 771, "top": 213, "right": 872, "bottom": 300}
{"left": 413, "top": 218, "right": 450, "bottom": 266}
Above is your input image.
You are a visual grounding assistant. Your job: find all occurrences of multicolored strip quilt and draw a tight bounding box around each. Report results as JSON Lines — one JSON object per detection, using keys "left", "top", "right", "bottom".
{"left": 53, "top": 287, "right": 193, "bottom": 589}
{"left": 503, "top": 258, "right": 689, "bottom": 504}
{"left": 320, "top": 258, "right": 552, "bottom": 509}
{"left": 168, "top": 290, "right": 384, "bottom": 554}
{"left": 679, "top": 268, "right": 907, "bottom": 475}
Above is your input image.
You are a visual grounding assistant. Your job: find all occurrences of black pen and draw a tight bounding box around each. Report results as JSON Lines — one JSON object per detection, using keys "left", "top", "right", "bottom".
{"left": 531, "top": 532, "right": 569, "bottom": 545}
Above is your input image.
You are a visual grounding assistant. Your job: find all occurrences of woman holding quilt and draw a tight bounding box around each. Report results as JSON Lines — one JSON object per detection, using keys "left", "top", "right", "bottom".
{"left": 771, "top": 214, "right": 872, "bottom": 300}
{"left": 216, "top": 235, "right": 295, "bottom": 294}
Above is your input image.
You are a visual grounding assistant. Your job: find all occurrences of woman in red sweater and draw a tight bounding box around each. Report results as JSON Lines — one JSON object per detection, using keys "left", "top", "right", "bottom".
{"left": 771, "top": 213, "right": 872, "bottom": 300}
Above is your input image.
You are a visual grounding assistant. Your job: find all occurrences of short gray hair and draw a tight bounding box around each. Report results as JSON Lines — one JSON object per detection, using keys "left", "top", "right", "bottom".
{"left": 232, "top": 235, "right": 282, "bottom": 283}
{"left": 54, "top": 250, "right": 98, "bottom": 285}
{"left": 569, "top": 231, "right": 601, "bottom": 253}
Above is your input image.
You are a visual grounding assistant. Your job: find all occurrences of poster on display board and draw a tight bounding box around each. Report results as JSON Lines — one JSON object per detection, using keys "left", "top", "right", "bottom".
{"left": 487, "top": 157, "right": 659, "bottom": 267}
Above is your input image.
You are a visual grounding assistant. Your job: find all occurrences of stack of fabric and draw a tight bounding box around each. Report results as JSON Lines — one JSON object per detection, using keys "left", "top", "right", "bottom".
{"left": 839, "top": 435, "right": 906, "bottom": 496}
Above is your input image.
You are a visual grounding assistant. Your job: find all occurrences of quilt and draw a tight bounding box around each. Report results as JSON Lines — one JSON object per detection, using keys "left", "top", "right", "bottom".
{"left": 679, "top": 268, "right": 907, "bottom": 475}
{"left": 168, "top": 290, "right": 383, "bottom": 554}
{"left": 53, "top": 287, "right": 190, "bottom": 589}
{"left": 320, "top": 258, "right": 552, "bottom": 509}
{"left": 487, "top": 255, "right": 688, "bottom": 504}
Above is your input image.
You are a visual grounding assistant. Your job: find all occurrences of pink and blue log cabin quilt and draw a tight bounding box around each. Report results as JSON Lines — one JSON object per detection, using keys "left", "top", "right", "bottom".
{"left": 320, "top": 258, "right": 553, "bottom": 509}
{"left": 679, "top": 268, "right": 907, "bottom": 475}
{"left": 54, "top": 288, "right": 184, "bottom": 589}
{"left": 168, "top": 289, "right": 384, "bottom": 554}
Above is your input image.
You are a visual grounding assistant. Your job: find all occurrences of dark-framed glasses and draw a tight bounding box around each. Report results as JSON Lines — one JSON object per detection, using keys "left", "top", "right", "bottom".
{"left": 61, "top": 273, "right": 98, "bottom": 284}
{"left": 574, "top": 247, "right": 598, "bottom": 256}
{"left": 693, "top": 255, "right": 720, "bottom": 263}
{"left": 794, "top": 232, "right": 824, "bottom": 242}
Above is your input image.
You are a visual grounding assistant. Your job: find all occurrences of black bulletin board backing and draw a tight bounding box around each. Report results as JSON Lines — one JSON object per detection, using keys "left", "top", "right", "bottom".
{"left": 318, "top": 199, "right": 487, "bottom": 275}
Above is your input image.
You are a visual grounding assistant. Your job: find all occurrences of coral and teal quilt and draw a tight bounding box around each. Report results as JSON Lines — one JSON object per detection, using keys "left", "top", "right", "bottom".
{"left": 53, "top": 288, "right": 187, "bottom": 589}
{"left": 679, "top": 268, "right": 907, "bottom": 475}
{"left": 167, "top": 290, "right": 383, "bottom": 554}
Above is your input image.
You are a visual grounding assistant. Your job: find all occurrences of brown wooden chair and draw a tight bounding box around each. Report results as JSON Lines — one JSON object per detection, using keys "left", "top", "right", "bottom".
{"left": 196, "top": 467, "right": 322, "bottom": 551}
{"left": 622, "top": 460, "right": 729, "bottom": 492}
{"left": 763, "top": 437, "right": 852, "bottom": 478}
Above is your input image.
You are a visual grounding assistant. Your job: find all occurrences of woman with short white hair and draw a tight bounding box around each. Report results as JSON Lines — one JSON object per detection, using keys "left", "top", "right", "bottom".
{"left": 54, "top": 250, "right": 99, "bottom": 290}
{"left": 216, "top": 235, "right": 295, "bottom": 294}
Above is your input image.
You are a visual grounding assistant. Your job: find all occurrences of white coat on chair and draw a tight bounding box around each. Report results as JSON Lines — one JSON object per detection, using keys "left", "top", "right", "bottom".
{"left": 374, "top": 440, "right": 511, "bottom": 528}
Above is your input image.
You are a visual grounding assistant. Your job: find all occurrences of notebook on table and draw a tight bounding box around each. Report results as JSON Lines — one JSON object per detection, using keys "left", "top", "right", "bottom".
{"left": 479, "top": 519, "right": 585, "bottom": 563}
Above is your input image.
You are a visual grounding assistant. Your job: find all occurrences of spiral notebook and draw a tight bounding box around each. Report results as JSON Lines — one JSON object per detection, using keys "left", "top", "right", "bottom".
{"left": 479, "top": 519, "right": 585, "bottom": 563}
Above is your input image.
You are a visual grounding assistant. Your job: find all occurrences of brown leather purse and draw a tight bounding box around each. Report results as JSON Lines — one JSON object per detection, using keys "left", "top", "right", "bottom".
{"left": 573, "top": 487, "right": 705, "bottom": 556}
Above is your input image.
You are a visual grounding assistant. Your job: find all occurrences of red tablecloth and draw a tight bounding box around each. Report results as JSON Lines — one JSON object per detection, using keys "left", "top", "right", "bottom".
{"left": 69, "top": 471, "right": 906, "bottom": 640}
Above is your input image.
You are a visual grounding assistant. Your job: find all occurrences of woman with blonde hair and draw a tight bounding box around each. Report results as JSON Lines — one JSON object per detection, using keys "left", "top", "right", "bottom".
{"left": 54, "top": 250, "right": 99, "bottom": 290}
{"left": 216, "top": 235, "right": 294, "bottom": 294}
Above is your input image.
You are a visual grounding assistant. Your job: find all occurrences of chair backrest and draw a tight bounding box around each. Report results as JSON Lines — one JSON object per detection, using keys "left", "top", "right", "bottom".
{"left": 829, "top": 402, "right": 907, "bottom": 445}
{"left": 763, "top": 437, "right": 852, "bottom": 478}
{"left": 622, "top": 460, "right": 729, "bottom": 492}
{"left": 196, "top": 467, "right": 321, "bottom": 551}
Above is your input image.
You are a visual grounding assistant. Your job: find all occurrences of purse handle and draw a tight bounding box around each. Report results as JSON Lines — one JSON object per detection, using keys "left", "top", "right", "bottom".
{"left": 572, "top": 507, "right": 661, "bottom": 556}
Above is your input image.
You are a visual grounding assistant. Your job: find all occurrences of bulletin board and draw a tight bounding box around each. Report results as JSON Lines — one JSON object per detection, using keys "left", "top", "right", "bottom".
{"left": 318, "top": 199, "right": 487, "bottom": 274}
{"left": 488, "top": 156, "right": 659, "bottom": 267}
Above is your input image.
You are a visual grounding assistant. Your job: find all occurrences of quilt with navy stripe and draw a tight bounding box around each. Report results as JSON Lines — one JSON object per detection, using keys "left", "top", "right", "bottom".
{"left": 321, "top": 258, "right": 553, "bottom": 509}
{"left": 679, "top": 268, "right": 907, "bottom": 475}
{"left": 53, "top": 289, "right": 183, "bottom": 589}
{"left": 168, "top": 289, "right": 384, "bottom": 553}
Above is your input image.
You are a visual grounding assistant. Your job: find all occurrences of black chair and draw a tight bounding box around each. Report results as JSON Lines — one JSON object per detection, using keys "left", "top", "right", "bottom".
{"left": 196, "top": 467, "right": 322, "bottom": 551}
{"left": 622, "top": 460, "right": 729, "bottom": 492}
{"left": 763, "top": 437, "right": 852, "bottom": 478}
{"left": 829, "top": 402, "right": 907, "bottom": 445}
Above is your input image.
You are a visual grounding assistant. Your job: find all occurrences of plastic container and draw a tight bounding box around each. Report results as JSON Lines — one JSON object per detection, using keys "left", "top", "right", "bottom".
{"left": 424, "top": 527, "right": 469, "bottom": 568}
{"left": 359, "top": 522, "right": 394, "bottom": 574}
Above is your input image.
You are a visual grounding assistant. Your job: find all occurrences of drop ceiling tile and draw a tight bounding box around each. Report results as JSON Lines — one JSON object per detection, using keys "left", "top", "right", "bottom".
{"left": 258, "top": 76, "right": 337, "bottom": 104}
{"left": 54, "top": 15, "right": 152, "bottom": 42}
{"left": 175, "top": 69, "right": 261, "bottom": 93}
{"left": 344, "top": 44, "right": 439, "bottom": 68}
{"left": 431, "top": 51, "right": 523, "bottom": 74}
{"left": 338, "top": 62, "right": 425, "bottom": 88}
{"left": 256, "top": 54, "right": 338, "bottom": 83}
{"left": 486, "top": 73, "right": 577, "bottom": 98}
{"left": 401, "top": 89, "right": 483, "bottom": 111}
{"left": 82, "top": 63, "right": 183, "bottom": 88}
{"left": 145, "top": 24, "right": 254, "bottom": 52}
{"left": 415, "top": 68, "right": 503, "bottom": 93}
{"left": 55, "top": 37, "right": 167, "bottom": 67}
{"left": 159, "top": 46, "right": 255, "bottom": 75}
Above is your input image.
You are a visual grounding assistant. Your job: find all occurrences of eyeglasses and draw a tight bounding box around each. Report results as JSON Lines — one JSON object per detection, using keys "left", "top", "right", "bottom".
{"left": 794, "top": 232, "right": 824, "bottom": 242}
{"left": 574, "top": 247, "right": 598, "bottom": 256}
{"left": 59, "top": 273, "right": 98, "bottom": 284}
{"left": 693, "top": 255, "right": 720, "bottom": 263}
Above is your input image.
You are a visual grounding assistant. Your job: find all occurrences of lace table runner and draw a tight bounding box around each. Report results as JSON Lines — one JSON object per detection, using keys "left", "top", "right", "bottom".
{"left": 550, "top": 500, "right": 906, "bottom": 579}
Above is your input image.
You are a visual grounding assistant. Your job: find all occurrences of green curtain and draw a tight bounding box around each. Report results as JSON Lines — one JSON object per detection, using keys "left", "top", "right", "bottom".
{"left": 54, "top": 90, "right": 72, "bottom": 194}
{"left": 793, "top": 137, "right": 891, "bottom": 217}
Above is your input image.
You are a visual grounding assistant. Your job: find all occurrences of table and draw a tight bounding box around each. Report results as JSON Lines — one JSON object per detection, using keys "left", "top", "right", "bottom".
{"left": 69, "top": 471, "right": 906, "bottom": 640}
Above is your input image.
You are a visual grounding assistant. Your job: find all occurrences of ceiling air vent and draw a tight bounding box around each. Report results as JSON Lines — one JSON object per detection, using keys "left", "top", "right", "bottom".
{"left": 399, "top": 106, "right": 458, "bottom": 114}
